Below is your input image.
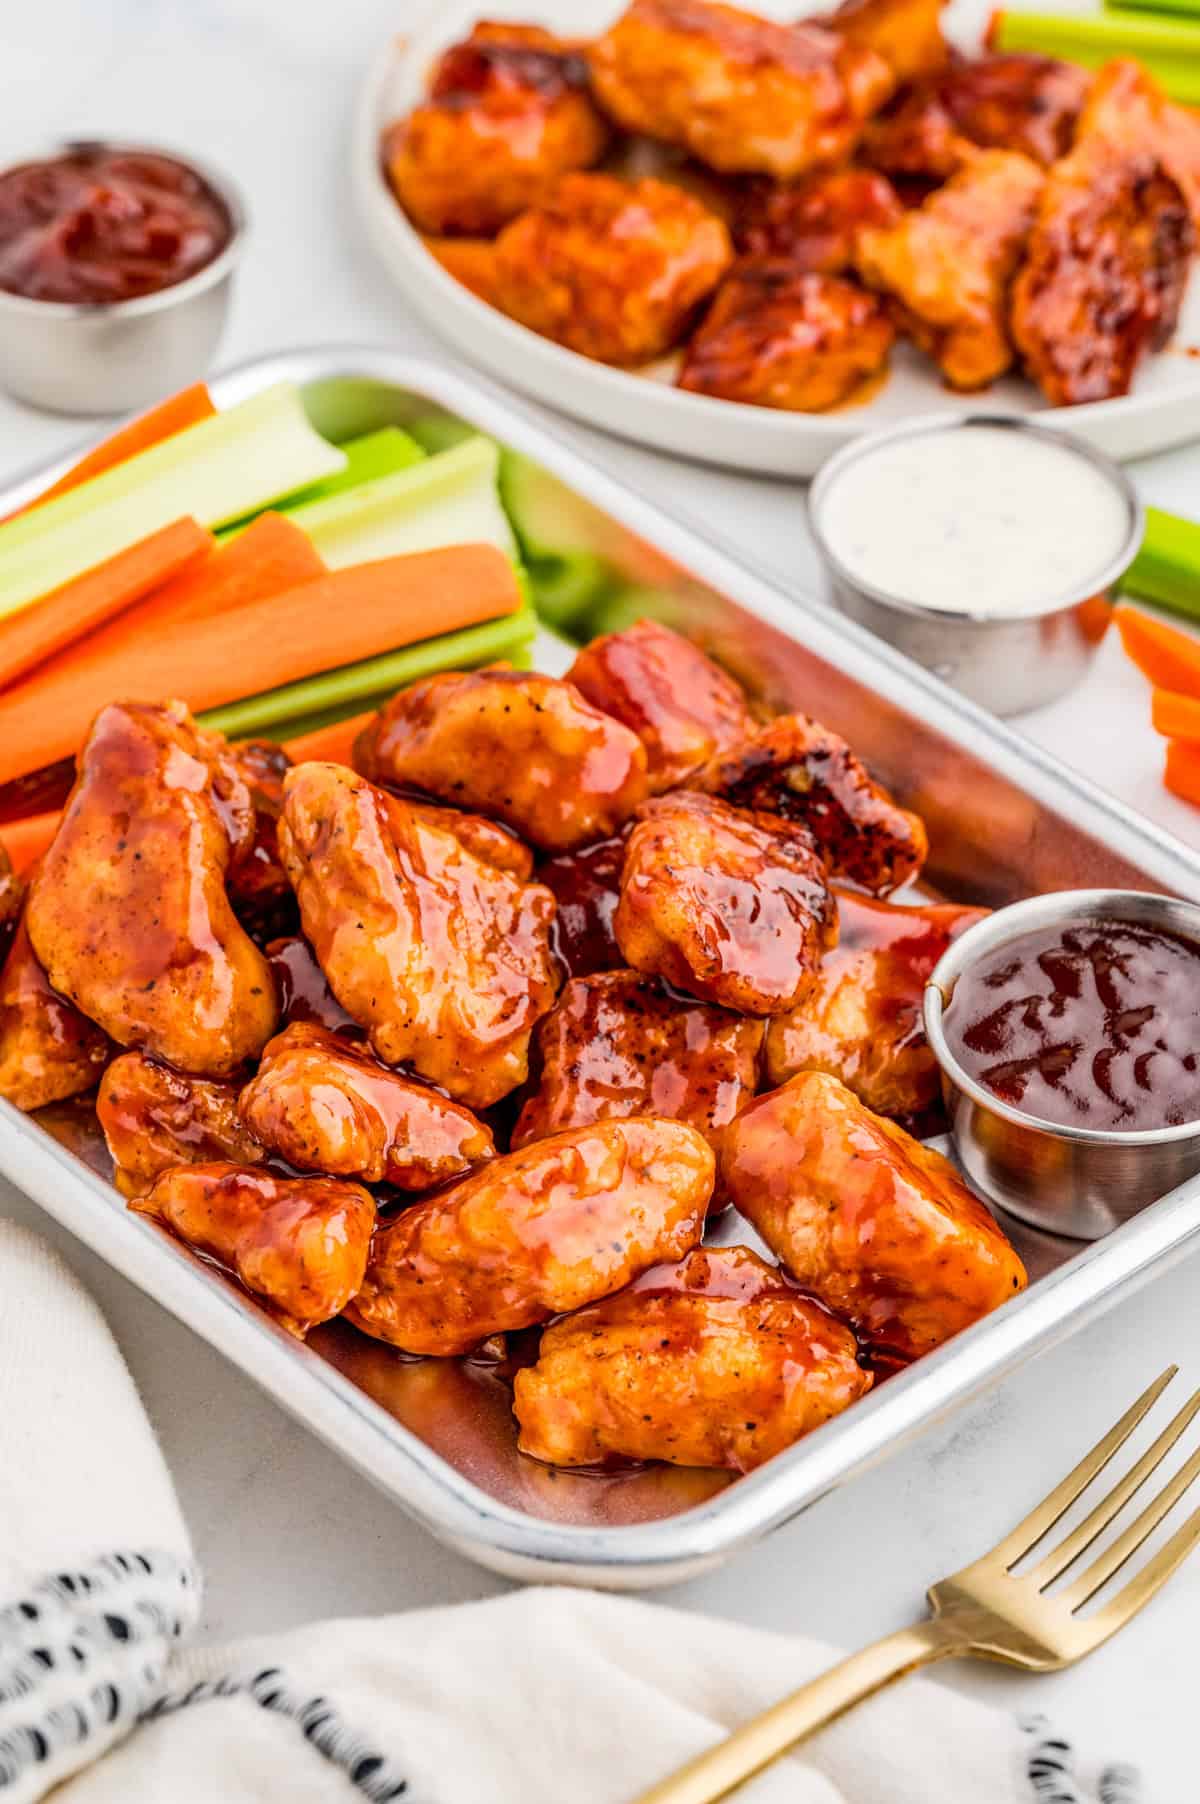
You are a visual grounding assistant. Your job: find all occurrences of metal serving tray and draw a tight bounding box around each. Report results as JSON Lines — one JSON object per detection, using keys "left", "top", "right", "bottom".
{"left": 4, "top": 345, "right": 1200, "bottom": 1589}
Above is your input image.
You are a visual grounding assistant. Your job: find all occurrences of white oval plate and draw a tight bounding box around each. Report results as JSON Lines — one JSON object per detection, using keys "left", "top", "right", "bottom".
{"left": 352, "top": 0, "right": 1200, "bottom": 475}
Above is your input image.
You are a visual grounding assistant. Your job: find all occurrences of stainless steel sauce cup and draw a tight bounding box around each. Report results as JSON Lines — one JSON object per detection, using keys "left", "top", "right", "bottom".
{"left": 0, "top": 141, "right": 247, "bottom": 415}
{"left": 924, "top": 889, "right": 1200, "bottom": 1240}
{"left": 808, "top": 415, "right": 1143, "bottom": 718}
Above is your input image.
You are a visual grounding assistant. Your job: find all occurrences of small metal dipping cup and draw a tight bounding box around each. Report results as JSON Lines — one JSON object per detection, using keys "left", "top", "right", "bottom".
{"left": 808, "top": 415, "right": 1143, "bottom": 717}
{"left": 0, "top": 141, "right": 246, "bottom": 415}
{"left": 924, "top": 889, "right": 1200, "bottom": 1241}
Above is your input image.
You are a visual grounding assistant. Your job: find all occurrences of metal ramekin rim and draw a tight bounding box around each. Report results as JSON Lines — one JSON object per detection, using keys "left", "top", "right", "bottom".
{"left": 808, "top": 413, "right": 1145, "bottom": 626}
{"left": 923, "top": 887, "right": 1200, "bottom": 1147}
{"left": 0, "top": 138, "right": 248, "bottom": 322}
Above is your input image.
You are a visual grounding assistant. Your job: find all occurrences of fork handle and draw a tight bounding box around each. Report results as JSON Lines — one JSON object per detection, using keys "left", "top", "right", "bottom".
{"left": 630, "top": 1618, "right": 958, "bottom": 1804}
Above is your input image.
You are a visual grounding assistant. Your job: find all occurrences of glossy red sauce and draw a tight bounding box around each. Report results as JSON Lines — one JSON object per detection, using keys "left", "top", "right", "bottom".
{"left": 0, "top": 148, "right": 231, "bottom": 305}
{"left": 944, "top": 918, "right": 1200, "bottom": 1132}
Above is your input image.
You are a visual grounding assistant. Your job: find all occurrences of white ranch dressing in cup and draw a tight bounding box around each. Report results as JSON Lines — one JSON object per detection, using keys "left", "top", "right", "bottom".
{"left": 816, "top": 422, "right": 1133, "bottom": 616}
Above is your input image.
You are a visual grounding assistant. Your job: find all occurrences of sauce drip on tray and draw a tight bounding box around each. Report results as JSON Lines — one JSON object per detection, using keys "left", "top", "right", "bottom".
{"left": 944, "top": 918, "right": 1200, "bottom": 1132}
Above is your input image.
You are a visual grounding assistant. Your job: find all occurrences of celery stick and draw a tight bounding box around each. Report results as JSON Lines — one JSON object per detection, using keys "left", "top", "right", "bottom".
{"left": 288, "top": 436, "right": 517, "bottom": 569}
{"left": 200, "top": 604, "right": 536, "bottom": 737}
{"left": 0, "top": 384, "right": 345, "bottom": 622}
{"left": 1122, "top": 507, "right": 1200, "bottom": 621}
{"left": 246, "top": 427, "right": 425, "bottom": 518}
{"left": 1108, "top": 0, "right": 1200, "bottom": 17}
{"left": 991, "top": 10, "right": 1200, "bottom": 96}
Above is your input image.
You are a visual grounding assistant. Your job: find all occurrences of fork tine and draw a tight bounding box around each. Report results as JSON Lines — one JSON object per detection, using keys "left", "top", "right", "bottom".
{"left": 1032, "top": 1386, "right": 1200, "bottom": 1588}
{"left": 993, "top": 1367, "right": 1177, "bottom": 1568}
{"left": 1059, "top": 1439, "right": 1200, "bottom": 1612}
{"left": 1080, "top": 1499, "right": 1200, "bottom": 1648}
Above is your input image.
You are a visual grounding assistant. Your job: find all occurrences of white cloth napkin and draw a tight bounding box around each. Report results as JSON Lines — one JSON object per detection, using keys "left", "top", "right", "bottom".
{"left": 0, "top": 1218, "right": 1138, "bottom": 1804}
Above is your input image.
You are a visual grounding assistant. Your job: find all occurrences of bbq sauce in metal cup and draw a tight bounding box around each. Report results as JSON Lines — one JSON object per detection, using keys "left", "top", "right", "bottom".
{"left": 943, "top": 917, "right": 1200, "bottom": 1133}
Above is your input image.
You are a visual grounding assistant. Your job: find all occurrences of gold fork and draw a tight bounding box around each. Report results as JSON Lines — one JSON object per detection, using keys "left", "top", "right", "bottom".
{"left": 634, "top": 1366, "right": 1200, "bottom": 1804}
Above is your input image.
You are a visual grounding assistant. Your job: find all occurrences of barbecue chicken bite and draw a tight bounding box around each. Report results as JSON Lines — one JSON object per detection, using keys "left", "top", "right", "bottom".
{"left": 98, "top": 1051, "right": 264, "bottom": 1198}
{"left": 491, "top": 173, "right": 733, "bottom": 364}
{"left": 278, "top": 763, "right": 558, "bottom": 1108}
{"left": 588, "top": 0, "right": 894, "bottom": 179}
{"left": 134, "top": 1163, "right": 375, "bottom": 1338}
{"left": 722, "top": 1070, "right": 1027, "bottom": 1358}
{"left": 0, "top": 915, "right": 110, "bottom": 1113}
{"left": 614, "top": 792, "right": 836, "bottom": 1015}
{"left": 735, "top": 167, "right": 903, "bottom": 269}
{"left": 864, "top": 53, "right": 1091, "bottom": 184}
{"left": 239, "top": 1021, "right": 496, "bottom": 1189}
{"left": 512, "top": 969, "right": 764, "bottom": 1151}
{"left": 1010, "top": 60, "right": 1194, "bottom": 404}
{"left": 384, "top": 21, "right": 609, "bottom": 235}
{"left": 355, "top": 665, "right": 649, "bottom": 853}
{"left": 566, "top": 619, "right": 755, "bottom": 794}
{"left": 346, "top": 1117, "right": 712, "bottom": 1356}
{"left": 824, "top": 0, "right": 949, "bottom": 86}
{"left": 26, "top": 701, "right": 278, "bottom": 1078}
{"left": 856, "top": 143, "right": 1044, "bottom": 389}
{"left": 678, "top": 262, "right": 895, "bottom": 411}
{"left": 514, "top": 1245, "right": 871, "bottom": 1471}
{"left": 688, "top": 712, "right": 927, "bottom": 895}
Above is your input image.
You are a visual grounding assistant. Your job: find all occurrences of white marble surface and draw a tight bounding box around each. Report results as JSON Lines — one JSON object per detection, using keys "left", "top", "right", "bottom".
{"left": 1, "top": 2, "right": 1199, "bottom": 1796}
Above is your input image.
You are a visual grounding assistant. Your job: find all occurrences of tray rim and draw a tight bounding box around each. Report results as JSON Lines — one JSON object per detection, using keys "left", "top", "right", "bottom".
{"left": 4, "top": 342, "right": 1200, "bottom": 1588}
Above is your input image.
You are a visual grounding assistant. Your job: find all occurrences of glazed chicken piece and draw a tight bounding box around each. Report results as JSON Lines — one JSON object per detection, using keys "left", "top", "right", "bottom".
{"left": 614, "top": 792, "right": 836, "bottom": 1015}
{"left": 0, "top": 846, "right": 24, "bottom": 964}
{"left": 278, "top": 763, "right": 558, "bottom": 1108}
{"left": 735, "top": 167, "right": 902, "bottom": 269}
{"left": 0, "top": 915, "right": 110, "bottom": 1113}
{"left": 26, "top": 702, "right": 278, "bottom": 1078}
{"left": 514, "top": 1245, "right": 870, "bottom": 1471}
{"left": 824, "top": 0, "right": 948, "bottom": 86}
{"left": 491, "top": 173, "right": 733, "bottom": 365}
{"left": 384, "top": 21, "right": 609, "bottom": 236}
{"left": 133, "top": 1163, "right": 375, "bottom": 1338}
{"left": 588, "top": 0, "right": 894, "bottom": 179}
{"left": 566, "top": 619, "right": 755, "bottom": 793}
{"left": 355, "top": 665, "right": 649, "bottom": 853}
{"left": 764, "top": 890, "right": 988, "bottom": 1117}
{"left": 537, "top": 832, "right": 628, "bottom": 978}
{"left": 239, "top": 1021, "right": 496, "bottom": 1189}
{"left": 678, "top": 262, "right": 895, "bottom": 412}
{"left": 346, "top": 1117, "right": 712, "bottom": 1356}
{"left": 97, "top": 1050, "right": 265, "bottom": 1199}
{"left": 512, "top": 970, "right": 764, "bottom": 1152}
{"left": 722, "top": 1070, "right": 1027, "bottom": 1358}
{"left": 1011, "top": 62, "right": 1195, "bottom": 405}
{"left": 1064, "top": 58, "right": 1200, "bottom": 229}
{"left": 856, "top": 144, "right": 1044, "bottom": 389}
{"left": 865, "top": 55, "right": 1091, "bottom": 184}
{"left": 688, "top": 713, "right": 927, "bottom": 896}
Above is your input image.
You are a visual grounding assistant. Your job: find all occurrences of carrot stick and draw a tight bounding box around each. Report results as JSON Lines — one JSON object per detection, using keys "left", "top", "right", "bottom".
{"left": 1151, "top": 688, "right": 1200, "bottom": 740}
{"left": 282, "top": 710, "right": 377, "bottom": 766}
{"left": 0, "top": 517, "right": 212, "bottom": 692}
{"left": 0, "top": 542, "right": 523, "bottom": 788}
{"left": 136, "top": 511, "right": 325, "bottom": 628}
{"left": 11, "top": 384, "right": 216, "bottom": 518}
{"left": 1, "top": 810, "right": 62, "bottom": 873}
{"left": 1164, "top": 738, "right": 1200, "bottom": 806}
{"left": 1115, "top": 602, "right": 1200, "bottom": 695}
